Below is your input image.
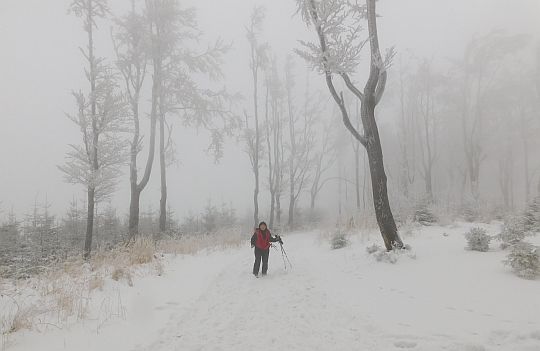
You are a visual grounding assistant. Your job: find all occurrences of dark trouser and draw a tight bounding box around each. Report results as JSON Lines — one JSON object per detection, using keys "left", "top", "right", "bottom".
{"left": 253, "top": 248, "right": 270, "bottom": 275}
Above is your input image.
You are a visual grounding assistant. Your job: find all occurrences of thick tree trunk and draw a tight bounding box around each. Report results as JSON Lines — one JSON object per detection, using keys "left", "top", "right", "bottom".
{"left": 362, "top": 100, "right": 403, "bottom": 250}
{"left": 128, "top": 99, "right": 141, "bottom": 237}
{"left": 129, "top": 188, "right": 140, "bottom": 236}
{"left": 362, "top": 0, "right": 402, "bottom": 249}
{"left": 84, "top": 186, "right": 95, "bottom": 259}
{"left": 307, "top": 0, "right": 403, "bottom": 250}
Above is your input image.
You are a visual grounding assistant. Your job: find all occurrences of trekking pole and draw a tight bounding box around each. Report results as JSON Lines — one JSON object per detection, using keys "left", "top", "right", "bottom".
{"left": 272, "top": 244, "right": 287, "bottom": 270}
{"left": 279, "top": 241, "right": 292, "bottom": 269}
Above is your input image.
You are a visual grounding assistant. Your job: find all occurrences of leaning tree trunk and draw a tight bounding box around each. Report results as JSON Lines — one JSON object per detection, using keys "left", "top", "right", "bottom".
{"left": 362, "top": 0, "right": 402, "bottom": 250}
{"left": 308, "top": 0, "right": 403, "bottom": 250}
{"left": 362, "top": 100, "right": 402, "bottom": 250}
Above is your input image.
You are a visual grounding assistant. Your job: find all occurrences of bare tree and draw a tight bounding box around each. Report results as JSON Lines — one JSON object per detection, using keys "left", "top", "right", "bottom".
{"left": 263, "top": 58, "right": 283, "bottom": 228}
{"left": 285, "top": 57, "right": 316, "bottom": 229}
{"left": 395, "top": 58, "right": 416, "bottom": 199}
{"left": 60, "top": 0, "right": 127, "bottom": 258}
{"left": 146, "top": 0, "right": 234, "bottom": 232}
{"left": 296, "top": 0, "right": 403, "bottom": 249}
{"left": 450, "top": 31, "right": 527, "bottom": 200}
{"left": 112, "top": 3, "right": 153, "bottom": 239}
{"left": 411, "top": 59, "right": 442, "bottom": 202}
{"left": 534, "top": 43, "right": 540, "bottom": 195}
{"left": 246, "top": 6, "right": 268, "bottom": 227}
{"left": 491, "top": 59, "right": 538, "bottom": 207}
{"left": 309, "top": 119, "right": 336, "bottom": 211}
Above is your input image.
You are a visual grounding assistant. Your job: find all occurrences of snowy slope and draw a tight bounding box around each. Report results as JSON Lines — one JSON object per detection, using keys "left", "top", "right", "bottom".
{"left": 6, "top": 223, "right": 540, "bottom": 351}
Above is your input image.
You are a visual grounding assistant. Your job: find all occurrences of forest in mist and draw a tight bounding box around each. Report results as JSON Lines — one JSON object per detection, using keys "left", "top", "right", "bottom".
{"left": 2, "top": 1, "right": 540, "bottom": 350}
{"left": 0, "top": 0, "right": 539, "bottom": 267}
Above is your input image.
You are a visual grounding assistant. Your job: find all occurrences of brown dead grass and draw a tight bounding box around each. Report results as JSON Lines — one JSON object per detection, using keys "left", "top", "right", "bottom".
{"left": 157, "top": 229, "right": 245, "bottom": 255}
{"left": 1, "top": 299, "right": 41, "bottom": 336}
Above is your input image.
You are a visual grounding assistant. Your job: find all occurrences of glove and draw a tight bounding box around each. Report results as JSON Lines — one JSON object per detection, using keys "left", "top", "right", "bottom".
{"left": 277, "top": 235, "right": 283, "bottom": 244}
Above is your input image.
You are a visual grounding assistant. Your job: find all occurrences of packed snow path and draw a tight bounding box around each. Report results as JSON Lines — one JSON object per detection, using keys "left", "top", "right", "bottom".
{"left": 9, "top": 224, "right": 540, "bottom": 351}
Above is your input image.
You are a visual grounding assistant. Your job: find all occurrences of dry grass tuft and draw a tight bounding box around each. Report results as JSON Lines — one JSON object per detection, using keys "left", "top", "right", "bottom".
{"left": 157, "top": 229, "right": 245, "bottom": 256}
{"left": 89, "top": 274, "right": 105, "bottom": 292}
{"left": 1, "top": 299, "right": 40, "bottom": 336}
{"left": 111, "top": 267, "right": 133, "bottom": 287}
{"left": 129, "top": 237, "right": 155, "bottom": 265}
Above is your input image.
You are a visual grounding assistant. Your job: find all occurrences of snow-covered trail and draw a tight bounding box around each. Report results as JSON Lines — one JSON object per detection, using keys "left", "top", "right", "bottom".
{"left": 8, "top": 225, "right": 540, "bottom": 351}
{"left": 135, "top": 228, "right": 540, "bottom": 351}
{"left": 135, "top": 231, "right": 376, "bottom": 351}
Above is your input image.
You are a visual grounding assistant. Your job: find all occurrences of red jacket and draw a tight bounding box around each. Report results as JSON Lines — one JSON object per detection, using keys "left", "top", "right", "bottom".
{"left": 251, "top": 228, "right": 277, "bottom": 250}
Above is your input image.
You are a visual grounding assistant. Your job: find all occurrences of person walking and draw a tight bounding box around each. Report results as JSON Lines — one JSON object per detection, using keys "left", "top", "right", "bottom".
{"left": 250, "top": 221, "right": 282, "bottom": 277}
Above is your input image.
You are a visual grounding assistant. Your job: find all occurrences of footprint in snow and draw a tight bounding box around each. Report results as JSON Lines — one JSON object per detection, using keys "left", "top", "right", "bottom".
{"left": 394, "top": 340, "right": 417, "bottom": 348}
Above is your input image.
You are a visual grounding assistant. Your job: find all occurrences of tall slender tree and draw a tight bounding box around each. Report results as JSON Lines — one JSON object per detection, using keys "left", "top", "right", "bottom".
{"left": 112, "top": 3, "right": 154, "bottom": 239}
{"left": 411, "top": 59, "right": 441, "bottom": 202}
{"left": 285, "top": 58, "right": 316, "bottom": 228}
{"left": 450, "top": 31, "right": 527, "bottom": 200}
{"left": 309, "top": 119, "right": 336, "bottom": 211}
{"left": 146, "top": 0, "right": 234, "bottom": 232}
{"left": 61, "top": 0, "right": 127, "bottom": 258}
{"left": 246, "top": 6, "right": 268, "bottom": 227}
{"left": 263, "top": 59, "right": 283, "bottom": 228}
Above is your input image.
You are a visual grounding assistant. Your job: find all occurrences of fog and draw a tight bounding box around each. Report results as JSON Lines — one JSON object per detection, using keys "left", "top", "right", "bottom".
{"left": 0, "top": 0, "right": 539, "bottom": 225}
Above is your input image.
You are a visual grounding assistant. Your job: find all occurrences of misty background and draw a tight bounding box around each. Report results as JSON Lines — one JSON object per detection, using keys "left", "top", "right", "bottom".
{"left": 0, "top": 0, "right": 539, "bottom": 221}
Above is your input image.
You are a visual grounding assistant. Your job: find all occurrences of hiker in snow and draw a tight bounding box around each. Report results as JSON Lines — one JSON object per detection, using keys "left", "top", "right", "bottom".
{"left": 250, "top": 221, "right": 283, "bottom": 277}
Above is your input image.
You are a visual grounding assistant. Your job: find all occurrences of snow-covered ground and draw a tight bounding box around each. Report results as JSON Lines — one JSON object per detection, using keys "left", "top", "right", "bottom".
{"left": 4, "top": 222, "right": 540, "bottom": 351}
